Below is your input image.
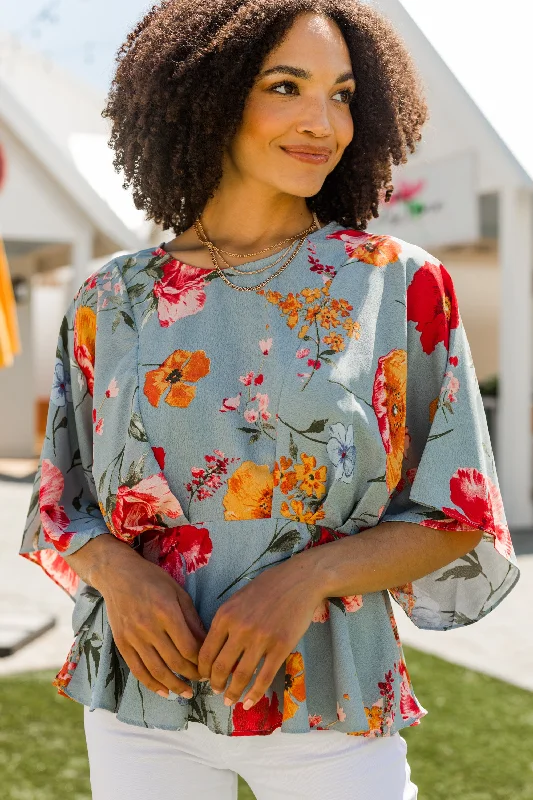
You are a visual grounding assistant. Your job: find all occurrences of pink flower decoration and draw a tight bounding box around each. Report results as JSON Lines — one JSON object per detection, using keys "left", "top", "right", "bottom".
{"left": 39, "top": 459, "right": 73, "bottom": 553}
{"left": 95, "top": 418, "right": 104, "bottom": 435}
{"left": 111, "top": 473, "right": 184, "bottom": 543}
{"left": 244, "top": 408, "right": 259, "bottom": 423}
{"left": 296, "top": 348, "right": 310, "bottom": 359}
{"left": 239, "top": 371, "right": 254, "bottom": 386}
{"left": 220, "top": 393, "right": 241, "bottom": 412}
{"left": 259, "top": 337, "right": 273, "bottom": 355}
{"left": 105, "top": 378, "right": 119, "bottom": 398}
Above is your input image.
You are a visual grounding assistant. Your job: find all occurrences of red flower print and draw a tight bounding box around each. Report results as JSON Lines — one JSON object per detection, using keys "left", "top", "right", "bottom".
{"left": 22, "top": 548, "right": 79, "bottom": 598}
{"left": 231, "top": 692, "right": 283, "bottom": 735}
{"left": 400, "top": 681, "right": 421, "bottom": 721}
{"left": 407, "top": 261, "right": 460, "bottom": 354}
{"left": 449, "top": 355, "right": 459, "bottom": 367}
{"left": 39, "top": 459, "right": 74, "bottom": 552}
{"left": 307, "top": 359, "right": 321, "bottom": 369}
{"left": 110, "top": 473, "right": 184, "bottom": 543}
{"left": 152, "top": 446, "right": 166, "bottom": 469}
{"left": 145, "top": 524, "right": 213, "bottom": 584}
{"left": 152, "top": 257, "right": 213, "bottom": 327}
{"left": 425, "top": 467, "right": 513, "bottom": 559}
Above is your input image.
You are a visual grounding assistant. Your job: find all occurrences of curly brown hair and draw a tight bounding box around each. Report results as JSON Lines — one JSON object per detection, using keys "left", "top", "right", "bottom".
{"left": 102, "top": 0, "right": 428, "bottom": 234}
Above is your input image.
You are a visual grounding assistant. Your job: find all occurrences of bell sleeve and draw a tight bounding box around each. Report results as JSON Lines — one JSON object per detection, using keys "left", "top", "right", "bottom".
{"left": 19, "top": 283, "right": 112, "bottom": 601}
{"left": 380, "top": 253, "right": 520, "bottom": 630}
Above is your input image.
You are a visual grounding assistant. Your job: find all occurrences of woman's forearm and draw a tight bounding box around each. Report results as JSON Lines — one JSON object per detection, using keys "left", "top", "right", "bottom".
{"left": 62, "top": 533, "right": 142, "bottom": 592}
{"left": 284, "top": 521, "right": 484, "bottom": 599}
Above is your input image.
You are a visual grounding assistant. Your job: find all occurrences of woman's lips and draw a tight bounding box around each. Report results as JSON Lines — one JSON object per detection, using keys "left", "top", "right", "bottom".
{"left": 281, "top": 148, "right": 330, "bottom": 164}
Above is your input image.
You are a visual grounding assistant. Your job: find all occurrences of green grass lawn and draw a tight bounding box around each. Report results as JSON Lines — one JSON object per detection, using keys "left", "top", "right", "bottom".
{"left": 1, "top": 646, "right": 532, "bottom": 799}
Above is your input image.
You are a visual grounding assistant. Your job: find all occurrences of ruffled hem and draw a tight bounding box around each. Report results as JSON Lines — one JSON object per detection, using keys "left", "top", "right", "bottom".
{"left": 52, "top": 589, "right": 427, "bottom": 737}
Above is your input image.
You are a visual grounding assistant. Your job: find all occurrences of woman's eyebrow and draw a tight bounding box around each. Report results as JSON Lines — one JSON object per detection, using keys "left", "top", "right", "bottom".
{"left": 258, "top": 65, "right": 355, "bottom": 83}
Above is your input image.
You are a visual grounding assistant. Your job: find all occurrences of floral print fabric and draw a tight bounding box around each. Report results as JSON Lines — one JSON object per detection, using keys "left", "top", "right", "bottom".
{"left": 20, "top": 220, "right": 519, "bottom": 736}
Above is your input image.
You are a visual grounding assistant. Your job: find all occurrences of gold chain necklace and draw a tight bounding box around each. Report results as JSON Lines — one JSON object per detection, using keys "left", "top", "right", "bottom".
{"left": 195, "top": 211, "right": 320, "bottom": 258}
{"left": 205, "top": 233, "right": 310, "bottom": 292}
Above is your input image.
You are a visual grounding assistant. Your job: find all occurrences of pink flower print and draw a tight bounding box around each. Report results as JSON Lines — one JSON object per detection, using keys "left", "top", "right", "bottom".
{"left": 114, "top": 282, "right": 123, "bottom": 295}
{"left": 259, "top": 337, "right": 273, "bottom": 355}
{"left": 39, "top": 459, "right": 73, "bottom": 553}
{"left": 103, "top": 281, "right": 112, "bottom": 291}
{"left": 153, "top": 260, "right": 211, "bottom": 327}
{"left": 95, "top": 418, "right": 104, "bottom": 435}
{"left": 105, "top": 378, "right": 119, "bottom": 398}
{"left": 445, "top": 373, "right": 460, "bottom": 403}
{"left": 239, "top": 371, "right": 254, "bottom": 386}
{"left": 297, "top": 372, "right": 311, "bottom": 379}
{"left": 337, "top": 703, "right": 346, "bottom": 722}
{"left": 220, "top": 393, "right": 242, "bottom": 412}
{"left": 244, "top": 408, "right": 259, "bottom": 423}
{"left": 296, "top": 347, "right": 310, "bottom": 359}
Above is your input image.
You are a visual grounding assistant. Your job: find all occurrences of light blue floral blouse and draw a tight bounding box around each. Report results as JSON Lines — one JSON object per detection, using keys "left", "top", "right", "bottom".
{"left": 20, "top": 221, "right": 520, "bottom": 736}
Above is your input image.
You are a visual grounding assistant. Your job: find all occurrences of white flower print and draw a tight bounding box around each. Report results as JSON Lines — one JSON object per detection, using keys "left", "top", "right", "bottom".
{"left": 327, "top": 422, "right": 356, "bottom": 483}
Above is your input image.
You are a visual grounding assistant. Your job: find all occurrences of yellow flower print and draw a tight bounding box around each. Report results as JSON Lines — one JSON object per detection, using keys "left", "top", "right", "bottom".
{"left": 280, "top": 498, "right": 326, "bottom": 523}
{"left": 322, "top": 333, "right": 345, "bottom": 353}
{"left": 301, "top": 287, "right": 322, "bottom": 304}
{"left": 283, "top": 652, "right": 306, "bottom": 721}
{"left": 293, "top": 453, "right": 327, "bottom": 498}
{"left": 305, "top": 304, "right": 321, "bottom": 322}
{"left": 222, "top": 461, "right": 273, "bottom": 520}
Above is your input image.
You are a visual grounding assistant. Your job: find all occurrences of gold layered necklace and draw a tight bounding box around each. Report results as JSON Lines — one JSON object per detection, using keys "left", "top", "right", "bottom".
{"left": 193, "top": 211, "right": 321, "bottom": 292}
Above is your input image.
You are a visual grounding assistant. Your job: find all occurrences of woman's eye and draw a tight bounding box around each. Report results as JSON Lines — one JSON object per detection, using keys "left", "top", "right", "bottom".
{"left": 270, "top": 81, "right": 297, "bottom": 96}
{"left": 335, "top": 89, "right": 355, "bottom": 104}
{"left": 270, "top": 81, "right": 354, "bottom": 104}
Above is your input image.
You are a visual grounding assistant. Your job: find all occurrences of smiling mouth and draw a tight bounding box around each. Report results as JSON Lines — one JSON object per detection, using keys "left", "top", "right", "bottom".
{"left": 281, "top": 148, "right": 330, "bottom": 164}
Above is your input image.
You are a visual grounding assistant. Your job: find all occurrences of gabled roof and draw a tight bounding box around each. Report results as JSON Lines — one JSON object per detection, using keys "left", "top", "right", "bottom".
{"left": 373, "top": 0, "right": 533, "bottom": 189}
{"left": 0, "top": 31, "right": 151, "bottom": 249}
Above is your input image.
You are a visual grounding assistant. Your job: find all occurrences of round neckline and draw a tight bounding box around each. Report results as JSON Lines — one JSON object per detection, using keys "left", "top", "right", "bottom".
{"left": 156, "top": 219, "right": 340, "bottom": 274}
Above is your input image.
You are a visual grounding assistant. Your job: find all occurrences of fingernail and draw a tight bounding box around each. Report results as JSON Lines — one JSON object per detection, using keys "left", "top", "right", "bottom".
{"left": 243, "top": 699, "right": 254, "bottom": 711}
{"left": 157, "top": 690, "right": 169, "bottom": 699}
{"left": 198, "top": 678, "right": 209, "bottom": 683}
{"left": 213, "top": 688, "right": 223, "bottom": 694}
{"left": 180, "top": 690, "right": 193, "bottom": 699}
{"left": 224, "top": 697, "right": 233, "bottom": 707}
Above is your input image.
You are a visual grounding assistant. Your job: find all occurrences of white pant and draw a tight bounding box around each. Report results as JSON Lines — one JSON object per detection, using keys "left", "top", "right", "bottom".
{"left": 84, "top": 706, "right": 418, "bottom": 800}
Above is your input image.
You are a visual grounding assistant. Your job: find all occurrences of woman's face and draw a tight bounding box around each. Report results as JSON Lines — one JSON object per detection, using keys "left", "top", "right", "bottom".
{"left": 223, "top": 12, "right": 355, "bottom": 199}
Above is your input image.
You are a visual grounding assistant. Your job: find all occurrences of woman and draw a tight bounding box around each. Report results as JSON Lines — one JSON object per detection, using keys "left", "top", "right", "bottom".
{"left": 20, "top": 1, "right": 519, "bottom": 798}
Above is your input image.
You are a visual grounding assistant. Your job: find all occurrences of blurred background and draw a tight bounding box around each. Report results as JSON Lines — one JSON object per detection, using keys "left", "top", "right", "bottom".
{"left": 0, "top": 1, "right": 531, "bottom": 798}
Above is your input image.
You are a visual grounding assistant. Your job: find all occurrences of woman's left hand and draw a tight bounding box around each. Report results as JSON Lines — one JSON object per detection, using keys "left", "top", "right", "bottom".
{"left": 196, "top": 554, "right": 325, "bottom": 709}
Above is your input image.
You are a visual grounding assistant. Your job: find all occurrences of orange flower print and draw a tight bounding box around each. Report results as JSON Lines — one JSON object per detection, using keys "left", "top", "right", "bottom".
{"left": 283, "top": 652, "right": 306, "bottom": 721}
{"left": 322, "top": 333, "right": 345, "bottom": 352}
{"left": 372, "top": 349, "right": 407, "bottom": 491}
{"left": 144, "top": 349, "right": 210, "bottom": 408}
{"left": 318, "top": 306, "right": 339, "bottom": 330}
{"left": 73, "top": 305, "right": 96, "bottom": 396}
{"left": 273, "top": 457, "right": 298, "bottom": 495}
{"left": 328, "top": 229, "right": 402, "bottom": 267}
{"left": 278, "top": 293, "right": 303, "bottom": 329}
{"left": 301, "top": 287, "right": 322, "bottom": 303}
{"left": 293, "top": 453, "right": 327, "bottom": 498}
{"left": 342, "top": 319, "right": 361, "bottom": 339}
{"left": 223, "top": 461, "right": 273, "bottom": 520}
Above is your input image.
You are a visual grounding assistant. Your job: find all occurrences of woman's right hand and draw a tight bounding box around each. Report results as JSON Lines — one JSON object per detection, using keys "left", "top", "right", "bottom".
{"left": 96, "top": 553, "right": 208, "bottom": 699}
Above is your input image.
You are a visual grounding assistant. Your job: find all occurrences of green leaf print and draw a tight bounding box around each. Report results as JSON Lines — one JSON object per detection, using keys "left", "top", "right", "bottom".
{"left": 128, "top": 412, "right": 149, "bottom": 442}
{"left": 269, "top": 529, "right": 301, "bottom": 552}
{"left": 289, "top": 432, "right": 298, "bottom": 461}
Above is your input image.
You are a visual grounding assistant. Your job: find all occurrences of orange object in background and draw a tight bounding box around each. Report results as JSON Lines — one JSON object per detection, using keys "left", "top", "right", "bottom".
{"left": 0, "top": 234, "right": 21, "bottom": 368}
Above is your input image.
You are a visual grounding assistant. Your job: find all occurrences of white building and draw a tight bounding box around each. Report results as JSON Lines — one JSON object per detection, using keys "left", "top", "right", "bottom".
{"left": 0, "top": 0, "right": 531, "bottom": 528}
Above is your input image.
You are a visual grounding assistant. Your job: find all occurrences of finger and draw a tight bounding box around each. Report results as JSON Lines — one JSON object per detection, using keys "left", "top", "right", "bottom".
{"left": 209, "top": 637, "right": 246, "bottom": 697}
{"left": 223, "top": 646, "right": 265, "bottom": 707}
{"left": 197, "top": 617, "right": 230, "bottom": 681}
{"left": 139, "top": 644, "right": 194, "bottom": 697}
{"left": 164, "top": 606, "right": 205, "bottom": 666}
{"left": 119, "top": 642, "right": 191, "bottom": 698}
{"left": 156, "top": 630, "right": 202, "bottom": 681}
{"left": 240, "top": 651, "right": 284, "bottom": 711}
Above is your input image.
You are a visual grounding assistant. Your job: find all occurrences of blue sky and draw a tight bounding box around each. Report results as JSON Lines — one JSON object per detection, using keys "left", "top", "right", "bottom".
{"left": 1, "top": 0, "right": 531, "bottom": 178}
